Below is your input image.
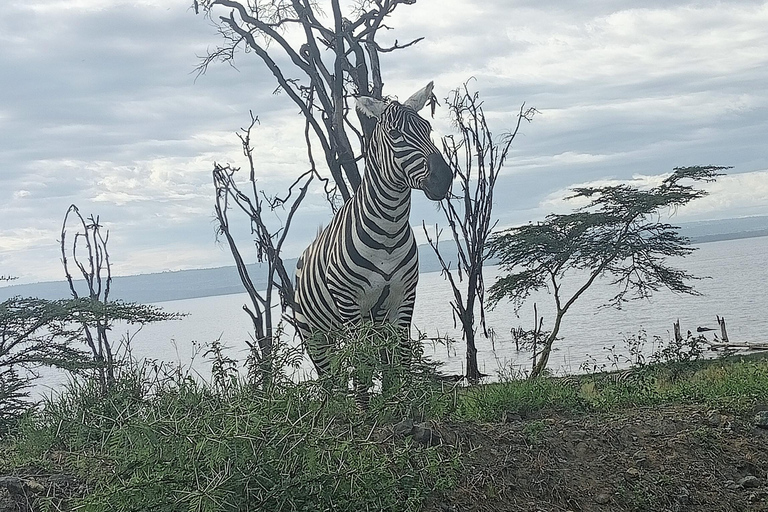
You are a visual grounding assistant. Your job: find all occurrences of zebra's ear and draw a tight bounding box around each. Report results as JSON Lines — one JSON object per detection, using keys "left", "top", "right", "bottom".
{"left": 356, "top": 96, "right": 387, "bottom": 119}
{"left": 403, "top": 81, "right": 434, "bottom": 112}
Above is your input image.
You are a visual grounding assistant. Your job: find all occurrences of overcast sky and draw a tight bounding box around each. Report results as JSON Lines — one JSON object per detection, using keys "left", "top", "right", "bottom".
{"left": 2, "top": 0, "right": 768, "bottom": 285}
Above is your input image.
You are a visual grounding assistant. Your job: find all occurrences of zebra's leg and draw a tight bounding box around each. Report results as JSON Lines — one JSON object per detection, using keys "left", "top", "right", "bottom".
{"left": 378, "top": 322, "right": 414, "bottom": 394}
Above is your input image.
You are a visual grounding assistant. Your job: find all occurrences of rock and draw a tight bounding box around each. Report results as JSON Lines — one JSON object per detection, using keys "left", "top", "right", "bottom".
{"left": 0, "top": 476, "right": 25, "bottom": 494}
{"left": 594, "top": 493, "right": 611, "bottom": 504}
{"left": 412, "top": 424, "right": 442, "bottom": 447}
{"left": 674, "top": 487, "right": 691, "bottom": 506}
{"left": 393, "top": 419, "right": 441, "bottom": 446}
{"left": 706, "top": 411, "right": 722, "bottom": 426}
{"left": 754, "top": 411, "right": 768, "bottom": 429}
{"left": 574, "top": 441, "right": 589, "bottom": 457}
{"left": 393, "top": 418, "right": 415, "bottom": 438}
{"left": 740, "top": 475, "right": 760, "bottom": 489}
{"left": 0, "top": 475, "right": 45, "bottom": 497}
{"left": 24, "top": 479, "right": 44, "bottom": 493}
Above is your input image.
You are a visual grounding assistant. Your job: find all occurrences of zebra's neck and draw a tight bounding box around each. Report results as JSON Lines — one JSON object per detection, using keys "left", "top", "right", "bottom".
{"left": 355, "top": 159, "right": 412, "bottom": 236}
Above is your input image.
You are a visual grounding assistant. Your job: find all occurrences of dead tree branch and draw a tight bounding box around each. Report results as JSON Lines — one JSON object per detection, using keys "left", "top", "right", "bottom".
{"left": 424, "top": 80, "right": 536, "bottom": 383}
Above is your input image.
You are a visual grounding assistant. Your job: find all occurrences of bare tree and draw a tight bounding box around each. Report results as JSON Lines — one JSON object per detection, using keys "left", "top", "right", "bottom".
{"left": 195, "top": 1, "right": 435, "bottom": 379}
{"left": 195, "top": 0, "right": 425, "bottom": 201}
{"left": 423, "top": 82, "right": 536, "bottom": 383}
{"left": 61, "top": 205, "right": 115, "bottom": 391}
{"left": 60, "top": 205, "right": 178, "bottom": 392}
{"left": 213, "top": 115, "right": 313, "bottom": 385}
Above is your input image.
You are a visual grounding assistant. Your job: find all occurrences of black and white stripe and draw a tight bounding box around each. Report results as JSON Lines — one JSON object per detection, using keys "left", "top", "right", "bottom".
{"left": 294, "top": 82, "right": 452, "bottom": 376}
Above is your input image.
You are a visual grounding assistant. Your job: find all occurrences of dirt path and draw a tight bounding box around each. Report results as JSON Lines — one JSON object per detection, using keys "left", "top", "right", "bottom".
{"left": 433, "top": 404, "right": 768, "bottom": 511}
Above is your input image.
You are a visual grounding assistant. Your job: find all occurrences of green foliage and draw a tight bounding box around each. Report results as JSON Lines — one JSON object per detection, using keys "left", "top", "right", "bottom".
{"left": 489, "top": 166, "right": 728, "bottom": 310}
{"left": 0, "top": 295, "right": 181, "bottom": 431}
{"left": 318, "top": 321, "right": 456, "bottom": 420}
{"left": 649, "top": 331, "right": 710, "bottom": 365}
{"left": 4, "top": 327, "right": 768, "bottom": 511}
{"left": 456, "top": 378, "right": 586, "bottom": 422}
{"left": 487, "top": 165, "right": 729, "bottom": 376}
{"left": 654, "top": 358, "right": 768, "bottom": 411}
{"left": 461, "top": 354, "right": 768, "bottom": 421}
{"left": 521, "top": 419, "right": 548, "bottom": 445}
{"left": 13, "top": 360, "right": 460, "bottom": 512}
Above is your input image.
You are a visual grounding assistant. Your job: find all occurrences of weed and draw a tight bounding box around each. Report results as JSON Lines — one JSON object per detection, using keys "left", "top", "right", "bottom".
{"left": 522, "top": 419, "right": 547, "bottom": 445}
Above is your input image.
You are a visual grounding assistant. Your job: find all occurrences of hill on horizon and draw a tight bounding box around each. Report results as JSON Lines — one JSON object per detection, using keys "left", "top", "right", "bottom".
{"left": 2, "top": 215, "right": 768, "bottom": 304}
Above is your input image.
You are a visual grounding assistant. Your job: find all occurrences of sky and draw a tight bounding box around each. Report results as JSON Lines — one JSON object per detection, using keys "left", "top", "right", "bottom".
{"left": 2, "top": 0, "right": 768, "bottom": 285}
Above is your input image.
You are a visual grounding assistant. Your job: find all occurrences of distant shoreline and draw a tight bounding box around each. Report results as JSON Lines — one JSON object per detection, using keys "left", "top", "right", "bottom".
{"left": 2, "top": 230, "right": 767, "bottom": 305}
{"left": 689, "top": 229, "right": 768, "bottom": 245}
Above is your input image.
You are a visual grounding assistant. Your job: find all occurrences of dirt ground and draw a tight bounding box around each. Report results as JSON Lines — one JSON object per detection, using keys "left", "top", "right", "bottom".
{"left": 431, "top": 403, "right": 768, "bottom": 512}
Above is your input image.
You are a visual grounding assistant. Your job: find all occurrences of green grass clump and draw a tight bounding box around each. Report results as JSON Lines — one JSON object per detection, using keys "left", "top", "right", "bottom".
{"left": 455, "top": 376, "right": 587, "bottom": 421}
{"left": 454, "top": 356, "right": 768, "bottom": 422}
{"left": 655, "top": 358, "right": 768, "bottom": 411}
{"left": 4, "top": 328, "right": 767, "bottom": 512}
{"left": 9, "top": 367, "right": 460, "bottom": 512}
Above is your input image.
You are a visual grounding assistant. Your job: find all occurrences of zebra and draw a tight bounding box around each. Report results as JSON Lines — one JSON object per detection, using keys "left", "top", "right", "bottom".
{"left": 293, "top": 81, "right": 452, "bottom": 381}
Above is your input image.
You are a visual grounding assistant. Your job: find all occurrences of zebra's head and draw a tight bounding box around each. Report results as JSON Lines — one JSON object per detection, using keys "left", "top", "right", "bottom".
{"left": 356, "top": 82, "right": 452, "bottom": 201}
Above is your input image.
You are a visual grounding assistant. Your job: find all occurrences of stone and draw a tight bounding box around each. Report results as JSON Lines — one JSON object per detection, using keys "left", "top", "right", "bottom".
{"left": 740, "top": 475, "right": 760, "bottom": 489}
{"left": 393, "top": 418, "right": 414, "bottom": 438}
{"left": 706, "top": 411, "right": 722, "bottom": 426}
{"left": 754, "top": 411, "right": 768, "bottom": 429}
{"left": 0, "top": 476, "right": 25, "bottom": 494}
{"left": 594, "top": 493, "right": 611, "bottom": 504}
{"left": 412, "top": 424, "right": 442, "bottom": 447}
{"left": 393, "top": 419, "right": 441, "bottom": 446}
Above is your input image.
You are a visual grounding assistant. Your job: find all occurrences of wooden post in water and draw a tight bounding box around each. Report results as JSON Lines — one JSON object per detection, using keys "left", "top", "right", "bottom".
{"left": 673, "top": 319, "right": 683, "bottom": 343}
{"left": 717, "top": 315, "right": 729, "bottom": 343}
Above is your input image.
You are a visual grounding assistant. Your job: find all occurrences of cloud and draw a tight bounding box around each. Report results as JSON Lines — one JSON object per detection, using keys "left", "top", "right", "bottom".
{"left": 2, "top": 0, "right": 768, "bottom": 284}
{"left": 535, "top": 169, "right": 768, "bottom": 221}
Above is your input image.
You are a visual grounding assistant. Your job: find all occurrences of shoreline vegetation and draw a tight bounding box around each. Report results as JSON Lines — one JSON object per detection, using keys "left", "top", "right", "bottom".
{"left": 1, "top": 337, "right": 767, "bottom": 511}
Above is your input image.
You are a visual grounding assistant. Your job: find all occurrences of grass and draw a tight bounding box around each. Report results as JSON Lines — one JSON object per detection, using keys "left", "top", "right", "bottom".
{"left": 2, "top": 351, "right": 768, "bottom": 511}
{"left": 7, "top": 370, "right": 462, "bottom": 512}
{"left": 455, "top": 355, "right": 768, "bottom": 423}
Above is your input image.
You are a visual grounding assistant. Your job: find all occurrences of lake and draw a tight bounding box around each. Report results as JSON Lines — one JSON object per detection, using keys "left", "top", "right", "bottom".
{"left": 33, "top": 236, "right": 768, "bottom": 395}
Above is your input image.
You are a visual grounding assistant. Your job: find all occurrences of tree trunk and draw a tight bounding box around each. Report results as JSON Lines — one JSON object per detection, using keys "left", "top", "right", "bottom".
{"left": 530, "top": 311, "right": 564, "bottom": 378}
{"left": 465, "top": 328, "right": 480, "bottom": 383}
{"left": 463, "top": 278, "right": 482, "bottom": 383}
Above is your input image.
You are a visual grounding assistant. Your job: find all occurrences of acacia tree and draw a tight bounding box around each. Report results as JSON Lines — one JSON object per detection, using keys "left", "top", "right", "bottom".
{"left": 423, "top": 82, "right": 536, "bottom": 383}
{"left": 488, "top": 165, "right": 729, "bottom": 378}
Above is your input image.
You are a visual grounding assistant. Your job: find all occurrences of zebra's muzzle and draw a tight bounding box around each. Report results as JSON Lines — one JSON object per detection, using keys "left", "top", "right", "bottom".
{"left": 422, "top": 152, "right": 453, "bottom": 201}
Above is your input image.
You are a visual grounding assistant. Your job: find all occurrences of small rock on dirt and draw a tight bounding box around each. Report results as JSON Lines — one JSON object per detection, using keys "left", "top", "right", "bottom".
{"left": 393, "top": 418, "right": 415, "bottom": 438}
{"left": 754, "top": 411, "right": 768, "bottom": 429}
{"left": 412, "top": 425, "right": 442, "bottom": 446}
{"left": 740, "top": 475, "right": 760, "bottom": 489}
{"left": 707, "top": 411, "right": 722, "bottom": 426}
{"left": 594, "top": 493, "right": 611, "bottom": 504}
